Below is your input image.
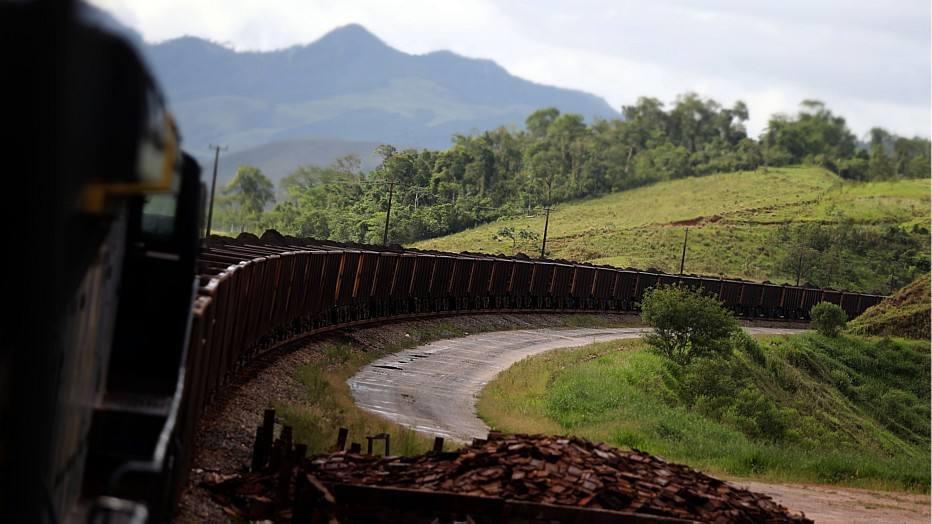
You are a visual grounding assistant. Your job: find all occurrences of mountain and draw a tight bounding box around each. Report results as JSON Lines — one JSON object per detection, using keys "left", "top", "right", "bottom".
{"left": 144, "top": 24, "right": 620, "bottom": 153}
{"left": 197, "top": 138, "right": 386, "bottom": 187}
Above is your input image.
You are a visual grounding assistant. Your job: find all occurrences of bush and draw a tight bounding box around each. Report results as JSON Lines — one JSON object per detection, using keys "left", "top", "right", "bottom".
{"left": 641, "top": 284, "right": 740, "bottom": 366}
{"left": 732, "top": 330, "right": 766, "bottom": 366}
{"left": 810, "top": 302, "right": 847, "bottom": 337}
{"left": 674, "top": 357, "right": 740, "bottom": 415}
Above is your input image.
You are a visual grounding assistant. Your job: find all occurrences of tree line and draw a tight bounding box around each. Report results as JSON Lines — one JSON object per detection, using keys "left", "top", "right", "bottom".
{"left": 210, "top": 94, "right": 930, "bottom": 246}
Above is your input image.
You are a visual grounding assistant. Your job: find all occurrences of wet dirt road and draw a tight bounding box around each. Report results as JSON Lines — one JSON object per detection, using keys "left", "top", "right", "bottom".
{"left": 348, "top": 326, "right": 799, "bottom": 442}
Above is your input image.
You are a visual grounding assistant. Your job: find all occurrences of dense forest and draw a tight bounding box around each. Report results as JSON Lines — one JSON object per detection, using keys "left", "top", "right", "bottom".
{"left": 210, "top": 94, "right": 930, "bottom": 249}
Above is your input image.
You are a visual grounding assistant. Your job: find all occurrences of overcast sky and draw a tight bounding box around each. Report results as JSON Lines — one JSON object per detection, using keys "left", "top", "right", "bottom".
{"left": 92, "top": 0, "right": 930, "bottom": 138}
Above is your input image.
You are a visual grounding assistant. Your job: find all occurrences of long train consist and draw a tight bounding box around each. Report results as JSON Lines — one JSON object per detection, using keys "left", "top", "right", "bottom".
{"left": 174, "top": 235, "right": 885, "bottom": 521}
{"left": 8, "top": 4, "right": 886, "bottom": 521}
{"left": 173, "top": 232, "right": 883, "bottom": 503}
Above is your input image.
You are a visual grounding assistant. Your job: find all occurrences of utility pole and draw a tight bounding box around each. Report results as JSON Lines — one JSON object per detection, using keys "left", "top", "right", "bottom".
{"left": 540, "top": 206, "right": 551, "bottom": 259}
{"left": 204, "top": 144, "right": 227, "bottom": 239}
{"left": 679, "top": 227, "right": 688, "bottom": 274}
{"left": 540, "top": 180, "right": 553, "bottom": 259}
{"left": 381, "top": 180, "right": 395, "bottom": 246}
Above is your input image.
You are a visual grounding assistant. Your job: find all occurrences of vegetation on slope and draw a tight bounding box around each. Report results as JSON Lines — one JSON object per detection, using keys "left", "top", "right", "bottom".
{"left": 416, "top": 167, "right": 929, "bottom": 293}
{"left": 478, "top": 334, "right": 930, "bottom": 492}
{"left": 209, "top": 96, "right": 929, "bottom": 256}
{"left": 849, "top": 275, "right": 931, "bottom": 339}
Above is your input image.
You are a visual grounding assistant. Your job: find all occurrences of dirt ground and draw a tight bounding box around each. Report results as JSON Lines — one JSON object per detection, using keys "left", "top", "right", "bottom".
{"left": 732, "top": 479, "right": 930, "bottom": 524}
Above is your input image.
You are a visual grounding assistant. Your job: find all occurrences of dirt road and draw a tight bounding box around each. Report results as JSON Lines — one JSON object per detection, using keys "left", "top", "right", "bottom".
{"left": 732, "top": 479, "right": 929, "bottom": 524}
{"left": 349, "top": 326, "right": 798, "bottom": 442}
{"left": 348, "top": 326, "right": 929, "bottom": 523}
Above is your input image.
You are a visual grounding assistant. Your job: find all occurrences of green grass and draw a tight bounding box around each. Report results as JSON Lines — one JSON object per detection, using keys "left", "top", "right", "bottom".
{"left": 850, "top": 274, "right": 931, "bottom": 340}
{"left": 478, "top": 333, "right": 931, "bottom": 492}
{"left": 276, "top": 314, "right": 641, "bottom": 456}
{"left": 412, "top": 167, "right": 930, "bottom": 291}
{"left": 275, "top": 339, "right": 436, "bottom": 456}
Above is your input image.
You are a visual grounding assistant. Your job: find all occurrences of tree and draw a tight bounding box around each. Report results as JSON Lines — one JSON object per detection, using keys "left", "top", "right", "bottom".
{"left": 641, "top": 284, "right": 740, "bottom": 366}
{"left": 223, "top": 165, "right": 274, "bottom": 232}
{"left": 760, "top": 100, "right": 856, "bottom": 171}
{"left": 495, "top": 226, "right": 539, "bottom": 248}
{"left": 632, "top": 142, "right": 690, "bottom": 183}
{"left": 810, "top": 302, "right": 847, "bottom": 337}
{"left": 526, "top": 107, "right": 560, "bottom": 138}
{"left": 892, "top": 136, "right": 931, "bottom": 178}
{"left": 217, "top": 94, "right": 925, "bottom": 249}
{"left": 868, "top": 127, "right": 895, "bottom": 180}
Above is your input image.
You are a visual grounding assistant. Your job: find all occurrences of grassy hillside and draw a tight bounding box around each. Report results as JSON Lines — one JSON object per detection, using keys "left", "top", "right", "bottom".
{"left": 478, "top": 333, "right": 930, "bottom": 491}
{"left": 850, "top": 275, "right": 931, "bottom": 339}
{"left": 412, "top": 167, "right": 930, "bottom": 292}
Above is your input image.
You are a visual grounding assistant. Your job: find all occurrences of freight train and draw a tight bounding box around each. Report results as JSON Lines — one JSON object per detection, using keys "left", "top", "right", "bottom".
{"left": 3, "top": 2, "right": 885, "bottom": 522}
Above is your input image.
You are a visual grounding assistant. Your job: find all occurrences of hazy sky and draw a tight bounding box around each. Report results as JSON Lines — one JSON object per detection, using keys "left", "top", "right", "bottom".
{"left": 92, "top": 0, "right": 930, "bottom": 138}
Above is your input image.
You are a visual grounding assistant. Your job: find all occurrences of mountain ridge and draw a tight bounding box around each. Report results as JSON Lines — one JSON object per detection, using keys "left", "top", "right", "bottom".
{"left": 143, "top": 23, "right": 619, "bottom": 152}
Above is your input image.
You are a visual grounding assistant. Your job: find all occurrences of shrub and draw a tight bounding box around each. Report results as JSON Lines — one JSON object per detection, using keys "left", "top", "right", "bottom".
{"left": 640, "top": 284, "right": 740, "bottom": 366}
{"left": 674, "top": 357, "right": 740, "bottom": 409}
{"left": 732, "top": 330, "right": 766, "bottom": 366}
{"left": 722, "top": 387, "right": 791, "bottom": 441}
{"left": 810, "top": 302, "right": 848, "bottom": 337}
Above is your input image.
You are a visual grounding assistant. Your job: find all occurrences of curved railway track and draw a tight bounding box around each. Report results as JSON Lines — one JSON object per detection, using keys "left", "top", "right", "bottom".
{"left": 171, "top": 229, "right": 884, "bottom": 517}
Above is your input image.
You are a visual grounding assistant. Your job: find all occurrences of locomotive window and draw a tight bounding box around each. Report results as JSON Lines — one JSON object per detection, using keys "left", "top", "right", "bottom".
{"left": 141, "top": 193, "right": 176, "bottom": 237}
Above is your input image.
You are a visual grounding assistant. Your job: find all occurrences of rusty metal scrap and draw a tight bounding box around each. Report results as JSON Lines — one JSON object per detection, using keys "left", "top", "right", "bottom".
{"left": 206, "top": 430, "right": 811, "bottom": 523}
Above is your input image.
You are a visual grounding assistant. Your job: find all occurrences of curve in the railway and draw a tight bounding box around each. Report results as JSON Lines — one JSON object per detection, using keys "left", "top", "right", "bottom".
{"left": 172, "top": 231, "right": 881, "bottom": 514}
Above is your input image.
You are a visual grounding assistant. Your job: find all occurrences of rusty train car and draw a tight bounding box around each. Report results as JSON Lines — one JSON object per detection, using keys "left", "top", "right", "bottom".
{"left": 170, "top": 233, "right": 884, "bottom": 522}
{"left": 194, "top": 231, "right": 884, "bottom": 349}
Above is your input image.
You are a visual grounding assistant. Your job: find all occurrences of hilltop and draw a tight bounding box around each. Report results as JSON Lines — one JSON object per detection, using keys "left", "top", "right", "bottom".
{"left": 412, "top": 167, "right": 930, "bottom": 293}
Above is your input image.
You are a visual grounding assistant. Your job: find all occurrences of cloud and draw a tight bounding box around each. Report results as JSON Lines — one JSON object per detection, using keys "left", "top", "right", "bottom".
{"left": 89, "top": 0, "right": 930, "bottom": 137}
